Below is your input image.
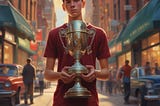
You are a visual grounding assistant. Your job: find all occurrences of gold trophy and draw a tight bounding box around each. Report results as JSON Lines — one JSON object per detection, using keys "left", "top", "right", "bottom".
{"left": 59, "top": 20, "right": 96, "bottom": 98}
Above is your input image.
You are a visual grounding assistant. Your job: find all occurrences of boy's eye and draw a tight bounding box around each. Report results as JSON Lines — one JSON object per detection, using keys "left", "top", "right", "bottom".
{"left": 74, "top": 0, "right": 80, "bottom": 2}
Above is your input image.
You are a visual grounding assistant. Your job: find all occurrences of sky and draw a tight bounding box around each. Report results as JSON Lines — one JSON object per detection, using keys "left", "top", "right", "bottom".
{"left": 53, "top": 0, "right": 68, "bottom": 27}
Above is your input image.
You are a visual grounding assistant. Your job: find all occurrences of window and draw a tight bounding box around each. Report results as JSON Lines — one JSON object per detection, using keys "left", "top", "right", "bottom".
{"left": 18, "top": 0, "right": 21, "bottom": 11}
{"left": 26, "top": 0, "right": 28, "bottom": 19}
{"left": 142, "top": 45, "right": 160, "bottom": 67}
{"left": 148, "top": 33, "right": 159, "bottom": 46}
{"left": 142, "top": 39, "right": 148, "bottom": 49}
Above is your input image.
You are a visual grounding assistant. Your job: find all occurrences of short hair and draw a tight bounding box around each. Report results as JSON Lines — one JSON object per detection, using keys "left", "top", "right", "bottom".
{"left": 27, "top": 58, "right": 32, "bottom": 62}
{"left": 125, "top": 60, "right": 129, "bottom": 63}
{"left": 62, "top": 0, "right": 83, "bottom": 2}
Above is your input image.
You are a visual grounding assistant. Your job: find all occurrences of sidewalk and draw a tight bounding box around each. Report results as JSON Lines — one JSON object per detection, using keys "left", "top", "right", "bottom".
{"left": 16, "top": 83, "right": 57, "bottom": 106}
{"left": 31, "top": 83, "right": 57, "bottom": 106}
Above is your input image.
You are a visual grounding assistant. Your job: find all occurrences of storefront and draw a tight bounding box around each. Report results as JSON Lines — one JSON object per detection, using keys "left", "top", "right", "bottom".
{"left": 141, "top": 32, "right": 160, "bottom": 67}
{"left": 109, "top": 0, "right": 160, "bottom": 68}
{"left": 3, "top": 32, "right": 15, "bottom": 63}
{"left": 0, "top": 2, "right": 35, "bottom": 64}
{"left": 18, "top": 37, "right": 35, "bottom": 65}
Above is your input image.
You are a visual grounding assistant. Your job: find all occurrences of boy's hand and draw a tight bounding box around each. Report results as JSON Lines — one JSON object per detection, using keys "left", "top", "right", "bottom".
{"left": 81, "top": 65, "right": 97, "bottom": 82}
{"left": 60, "top": 66, "right": 76, "bottom": 84}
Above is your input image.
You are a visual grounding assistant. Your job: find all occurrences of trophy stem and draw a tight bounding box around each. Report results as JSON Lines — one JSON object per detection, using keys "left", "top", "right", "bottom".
{"left": 68, "top": 59, "right": 88, "bottom": 74}
{"left": 64, "top": 77, "right": 91, "bottom": 98}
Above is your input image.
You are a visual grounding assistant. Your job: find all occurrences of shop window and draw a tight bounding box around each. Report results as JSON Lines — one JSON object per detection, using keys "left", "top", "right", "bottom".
{"left": 142, "top": 33, "right": 160, "bottom": 49}
{"left": 142, "top": 50, "right": 148, "bottom": 66}
{"left": 148, "top": 33, "right": 159, "bottom": 46}
{"left": 18, "top": 49, "right": 28, "bottom": 66}
{"left": 4, "top": 42, "right": 13, "bottom": 64}
{"left": 142, "top": 39, "right": 148, "bottom": 49}
{"left": 118, "top": 51, "right": 131, "bottom": 68}
{"left": 142, "top": 45, "right": 160, "bottom": 68}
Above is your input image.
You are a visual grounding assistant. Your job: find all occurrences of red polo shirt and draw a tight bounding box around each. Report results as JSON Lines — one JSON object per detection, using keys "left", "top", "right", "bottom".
{"left": 121, "top": 65, "right": 132, "bottom": 78}
{"left": 44, "top": 23, "right": 110, "bottom": 106}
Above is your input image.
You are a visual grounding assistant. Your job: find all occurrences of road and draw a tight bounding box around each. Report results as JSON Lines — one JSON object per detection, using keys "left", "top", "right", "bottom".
{"left": 15, "top": 82, "right": 138, "bottom": 106}
{"left": 12, "top": 82, "right": 158, "bottom": 106}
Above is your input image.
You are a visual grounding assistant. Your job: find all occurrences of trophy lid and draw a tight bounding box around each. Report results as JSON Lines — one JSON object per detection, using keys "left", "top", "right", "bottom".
{"left": 67, "top": 20, "right": 87, "bottom": 32}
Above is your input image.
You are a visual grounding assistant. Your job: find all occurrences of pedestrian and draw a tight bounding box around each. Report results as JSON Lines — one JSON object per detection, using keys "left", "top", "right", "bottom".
{"left": 155, "top": 63, "right": 160, "bottom": 75}
{"left": 118, "top": 60, "right": 132, "bottom": 104}
{"left": 22, "top": 58, "right": 36, "bottom": 104}
{"left": 116, "top": 67, "right": 123, "bottom": 94}
{"left": 144, "top": 61, "right": 152, "bottom": 75}
{"left": 43, "top": 0, "right": 111, "bottom": 106}
{"left": 106, "top": 69, "right": 113, "bottom": 96}
{"left": 37, "top": 70, "right": 45, "bottom": 95}
{"left": 112, "top": 68, "right": 119, "bottom": 95}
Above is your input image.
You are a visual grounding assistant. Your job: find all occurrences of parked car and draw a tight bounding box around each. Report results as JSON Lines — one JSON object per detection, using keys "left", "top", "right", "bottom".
{"left": 130, "top": 67, "right": 160, "bottom": 106}
{"left": 0, "top": 64, "right": 25, "bottom": 106}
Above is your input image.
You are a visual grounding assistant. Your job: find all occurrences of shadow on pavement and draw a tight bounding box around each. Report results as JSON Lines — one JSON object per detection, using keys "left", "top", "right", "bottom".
{"left": 99, "top": 91, "right": 160, "bottom": 106}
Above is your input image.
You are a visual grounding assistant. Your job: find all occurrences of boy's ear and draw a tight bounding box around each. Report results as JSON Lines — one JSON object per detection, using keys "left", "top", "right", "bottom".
{"left": 82, "top": 0, "right": 85, "bottom": 8}
{"left": 62, "top": 4, "right": 65, "bottom": 11}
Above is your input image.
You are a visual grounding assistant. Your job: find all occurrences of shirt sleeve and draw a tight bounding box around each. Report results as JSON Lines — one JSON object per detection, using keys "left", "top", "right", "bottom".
{"left": 97, "top": 29, "right": 111, "bottom": 59}
{"left": 43, "top": 30, "right": 58, "bottom": 58}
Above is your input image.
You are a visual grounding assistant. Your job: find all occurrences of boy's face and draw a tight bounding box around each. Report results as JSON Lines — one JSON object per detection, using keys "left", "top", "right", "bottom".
{"left": 62, "top": 0, "right": 85, "bottom": 18}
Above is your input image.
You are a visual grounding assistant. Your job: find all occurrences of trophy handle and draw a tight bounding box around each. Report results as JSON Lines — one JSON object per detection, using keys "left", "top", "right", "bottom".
{"left": 59, "top": 28, "right": 69, "bottom": 53}
{"left": 86, "top": 28, "right": 96, "bottom": 55}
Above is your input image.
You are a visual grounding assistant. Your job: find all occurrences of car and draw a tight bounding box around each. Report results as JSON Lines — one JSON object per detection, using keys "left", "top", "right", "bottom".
{"left": 130, "top": 67, "right": 160, "bottom": 106}
{"left": 0, "top": 64, "right": 25, "bottom": 106}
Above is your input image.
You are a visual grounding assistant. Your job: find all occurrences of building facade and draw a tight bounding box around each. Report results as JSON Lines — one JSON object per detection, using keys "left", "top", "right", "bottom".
{"left": 0, "top": 0, "right": 37, "bottom": 65}
{"left": 107, "top": 0, "right": 160, "bottom": 74}
{"left": 0, "top": 0, "right": 56, "bottom": 67}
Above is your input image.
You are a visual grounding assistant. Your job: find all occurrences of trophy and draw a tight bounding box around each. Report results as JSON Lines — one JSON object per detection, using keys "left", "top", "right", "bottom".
{"left": 59, "top": 20, "right": 96, "bottom": 98}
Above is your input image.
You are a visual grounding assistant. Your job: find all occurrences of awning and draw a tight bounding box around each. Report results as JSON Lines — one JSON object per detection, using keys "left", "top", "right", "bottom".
{"left": 108, "top": 56, "right": 116, "bottom": 64}
{"left": 18, "top": 37, "right": 36, "bottom": 55}
{"left": 117, "top": 0, "right": 160, "bottom": 45}
{"left": 108, "top": 39, "right": 116, "bottom": 47}
{"left": 0, "top": 2, "right": 35, "bottom": 40}
{"left": 153, "top": 8, "right": 160, "bottom": 28}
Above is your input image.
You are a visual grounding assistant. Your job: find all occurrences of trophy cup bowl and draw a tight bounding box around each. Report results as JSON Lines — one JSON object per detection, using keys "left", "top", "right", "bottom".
{"left": 59, "top": 20, "right": 95, "bottom": 98}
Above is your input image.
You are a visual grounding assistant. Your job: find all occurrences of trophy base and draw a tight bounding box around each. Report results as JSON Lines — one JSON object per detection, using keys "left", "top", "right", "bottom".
{"left": 64, "top": 82, "right": 91, "bottom": 98}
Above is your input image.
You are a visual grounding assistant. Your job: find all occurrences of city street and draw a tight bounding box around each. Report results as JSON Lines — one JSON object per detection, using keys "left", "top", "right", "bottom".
{"left": 18, "top": 83, "right": 139, "bottom": 106}
{"left": 0, "top": 82, "right": 158, "bottom": 106}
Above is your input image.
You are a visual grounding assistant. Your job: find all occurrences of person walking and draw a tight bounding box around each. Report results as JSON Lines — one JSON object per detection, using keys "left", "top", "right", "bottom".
{"left": 22, "top": 58, "right": 36, "bottom": 104}
{"left": 37, "top": 70, "right": 45, "bottom": 95}
{"left": 106, "top": 69, "right": 113, "bottom": 96}
{"left": 144, "top": 61, "right": 152, "bottom": 75}
{"left": 118, "top": 60, "right": 132, "bottom": 104}
{"left": 43, "top": 0, "right": 111, "bottom": 106}
{"left": 155, "top": 63, "right": 160, "bottom": 75}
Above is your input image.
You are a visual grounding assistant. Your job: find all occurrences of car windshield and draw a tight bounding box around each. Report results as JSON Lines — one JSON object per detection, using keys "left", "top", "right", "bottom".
{"left": 0, "top": 65, "right": 18, "bottom": 76}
